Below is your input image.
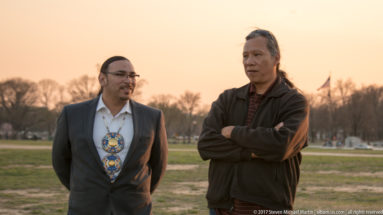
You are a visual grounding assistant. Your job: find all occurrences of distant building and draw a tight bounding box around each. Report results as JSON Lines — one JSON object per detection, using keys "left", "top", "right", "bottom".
{"left": 371, "top": 141, "right": 383, "bottom": 147}
{"left": 0, "top": 123, "right": 13, "bottom": 139}
{"left": 345, "top": 136, "right": 363, "bottom": 148}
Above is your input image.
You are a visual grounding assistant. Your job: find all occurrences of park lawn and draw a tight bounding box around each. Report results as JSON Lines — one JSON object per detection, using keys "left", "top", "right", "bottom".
{"left": 2, "top": 140, "right": 383, "bottom": 155}
{"left": 0, "top": 140, "right": 200, "bottom": 147}
{"left": 0, "top": 140, "right": 52, "bottom": 146}
{"left": 0, "top": 149, "right": 68, "bottom": 215}
{"left": 302, "top": 147, "right": 383, "bottom": 155}
{"left": 0, "top": 142, "right": 382, "bottom": 214}
{"left": 296, "top": 155, "right": 383, "bottom": 210}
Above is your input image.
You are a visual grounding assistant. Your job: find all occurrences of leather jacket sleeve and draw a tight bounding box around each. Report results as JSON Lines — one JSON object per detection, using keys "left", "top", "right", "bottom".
{"left": 231, "top": 93, "right": 309, "bottom": 162}
{"left": 198, "top": 93, "right": 251, "bottom": 162}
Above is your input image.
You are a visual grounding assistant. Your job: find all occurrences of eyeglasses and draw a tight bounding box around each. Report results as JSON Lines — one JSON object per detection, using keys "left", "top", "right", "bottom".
{"left": 105, "top": 71, "right": 140, "bottom": 80}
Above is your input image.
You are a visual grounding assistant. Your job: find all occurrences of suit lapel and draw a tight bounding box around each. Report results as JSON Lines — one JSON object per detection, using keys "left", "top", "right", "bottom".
{"left": 120, "top": 99, "right": 140, "bottom": 170}
{"left": 85, "top": 97, "right": 105, "bottom": 171}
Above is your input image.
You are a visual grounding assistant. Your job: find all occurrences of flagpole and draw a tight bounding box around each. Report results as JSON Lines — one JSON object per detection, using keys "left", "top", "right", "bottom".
{"left": 328, "top": 72, "right": 333, "bottom": 144}
{"left": 328, "top": 73, "right": 333, "bottom": 144}
{"left": 317, "top": 75, "right": 332, "bottom": 145}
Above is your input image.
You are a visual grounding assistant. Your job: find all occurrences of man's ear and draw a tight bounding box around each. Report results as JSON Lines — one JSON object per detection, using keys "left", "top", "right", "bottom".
{"left": 99, "top": 73, "right": 106, "bottom": 86}
{"left": 274, "top": 53, "right": 280, "bottom": 65}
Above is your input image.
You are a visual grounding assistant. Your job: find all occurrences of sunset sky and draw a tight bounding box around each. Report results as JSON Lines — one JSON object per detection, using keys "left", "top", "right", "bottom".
{"left": 1, "top": 0, "right": 382, "bottom": 105}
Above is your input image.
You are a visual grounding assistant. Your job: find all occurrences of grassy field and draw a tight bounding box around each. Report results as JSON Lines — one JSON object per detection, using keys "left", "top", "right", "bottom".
{"left": 0, "top": 140, "right": 53, "bottom": 146}
{"left": 0, "top": 141, "right": 382, "bottom": 214}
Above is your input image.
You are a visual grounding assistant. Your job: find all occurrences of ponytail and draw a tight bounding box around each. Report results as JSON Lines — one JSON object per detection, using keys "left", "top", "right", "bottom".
{"left": 277, "top": 69, "right": 295, "bottom": 88}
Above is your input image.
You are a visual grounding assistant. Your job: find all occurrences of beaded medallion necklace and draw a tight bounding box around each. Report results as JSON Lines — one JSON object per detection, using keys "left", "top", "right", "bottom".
{"left": 101, "top": 113, "right": 127, "bottom": 182}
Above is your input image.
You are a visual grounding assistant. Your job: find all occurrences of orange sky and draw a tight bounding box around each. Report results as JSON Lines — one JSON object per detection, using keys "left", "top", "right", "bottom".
{"left": 1, "top": 0, "right": 383, "bottom": 105}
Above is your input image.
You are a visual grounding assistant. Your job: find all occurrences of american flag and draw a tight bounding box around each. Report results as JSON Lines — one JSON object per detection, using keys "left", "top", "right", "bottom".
{"left": 317, "top": 76, "right": 330, "bottom": 91}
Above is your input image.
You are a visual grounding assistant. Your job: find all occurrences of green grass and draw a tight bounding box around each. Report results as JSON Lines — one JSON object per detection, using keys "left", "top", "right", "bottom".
{"left": 2, "top": 140, "right": 383, "bottom": 155}
{"left": 301, "top": 155, "right": 383, "bottom": 172}
{"left": 168, "top": 142, "right": 198, "bottom": 149}
{"left": 0, "top": 149, "right": 51, "bottom": 166}
{"left": 0, "top": 141, "right": 382, "bottom": 214}
{"left": 168, "top": 151, "right": 206, "bottom": 165}
{"left": 153, "top": 167, "right": 209, "bottom": 214}
{"left": 0, "top": 149, "right": 68, "bottom": 215}
{"left": 302, "top": 147, "right": 383, "bottom": 154}
{"left": 0, "top": 139, "right": 52, "bottom": 146}
{"left": 295, "top": 191, "right": 383, "bottom": 210}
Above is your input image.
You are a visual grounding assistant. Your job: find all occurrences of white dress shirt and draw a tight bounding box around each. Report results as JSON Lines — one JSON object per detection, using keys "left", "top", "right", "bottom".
{"left": 93, "top": 95, "right": 134, "bottom": 179}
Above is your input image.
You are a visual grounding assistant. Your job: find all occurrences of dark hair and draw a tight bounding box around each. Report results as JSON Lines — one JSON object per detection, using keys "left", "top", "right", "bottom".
{"left": 245, "top": 29, "right": 294, "bottom": 88}
{"left": 98, "top": 56, "right": 130, "bottom": 95}
{"left": 100, "top": 56, "right": 129, "bottom": 74}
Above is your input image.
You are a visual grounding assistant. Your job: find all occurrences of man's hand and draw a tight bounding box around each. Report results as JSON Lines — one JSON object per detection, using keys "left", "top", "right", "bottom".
{"left": 274, "top": 122, "right": 284, "bottom": 131}
{"left": 222, "top": 123, "right": 283, "bottom": 159}
{"left": 221, "top": 126, "right": 235, "bottom": 139}
{"left": 251, "top": 152, "right": 257, "bottom": 159}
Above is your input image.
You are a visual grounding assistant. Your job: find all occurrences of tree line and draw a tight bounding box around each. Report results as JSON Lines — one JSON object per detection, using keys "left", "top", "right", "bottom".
{"left": 308, "top": 79, "right": 383, "bottom": 143}
{"left": 0, "top": 76, "right": 207, "bottom": 141}
{"left": 1, "top": 76, "right": 382, "bottom": 143}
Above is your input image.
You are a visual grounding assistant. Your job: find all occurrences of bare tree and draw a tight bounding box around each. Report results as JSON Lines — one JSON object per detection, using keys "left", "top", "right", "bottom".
{"left": 54, "top": 85, "right": 69, "bottom": 113}
{"left": 312, "top": 78, "right": 357, "bottom": 142}
{"left": 346, "top": 90, "right": 365, "bottom": 137}
{"left": 67, "top": 75, "right": 99, "bottom": 103}
{"left": 0, "top": 78, "right": 38, "bottom": 132}
{"left": 359, "top": 85, "right": 383, "bottom": 141}
{"left": 193, "top": 104, "right": 209, "bottom": 137}
{"left": 148, "top": 94, "right": 183, "bottom": 137}
{"left": 178, "top": 91, "right": 201, "bottom": 116}
{"left": 131, "top": 79, "right": 147, "bottom": 102}
{"left": 310, "top": 79, "right": 383, "bottom": 144}
{"left": 177, "top": 91, "right": 201, "bottom": 143}
{"left": 335, "top": 78, "right": 355, "bottom": 106}
{"left": 37, "top": 79, "right": 63, "bottom": 110}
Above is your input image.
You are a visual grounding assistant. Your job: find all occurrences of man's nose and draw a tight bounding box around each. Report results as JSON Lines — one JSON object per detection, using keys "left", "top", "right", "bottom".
{"left": 244, "top": 55, "right": 256, "bottom": 65}
{"left": 123, "top": 76, "right": 135, "bottom": 83}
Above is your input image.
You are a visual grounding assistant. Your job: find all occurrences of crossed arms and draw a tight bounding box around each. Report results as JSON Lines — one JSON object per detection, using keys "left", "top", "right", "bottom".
{"left": 198, "top": 92, "right": 309, "bottom": 162}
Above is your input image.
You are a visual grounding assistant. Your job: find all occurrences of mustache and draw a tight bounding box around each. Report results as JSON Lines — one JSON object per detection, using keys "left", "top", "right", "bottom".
{"left": 246, "top": 69, "right": 259, "bottom": 73}
{"left": 119, "top": 84, "right": 135, "bottom": 89}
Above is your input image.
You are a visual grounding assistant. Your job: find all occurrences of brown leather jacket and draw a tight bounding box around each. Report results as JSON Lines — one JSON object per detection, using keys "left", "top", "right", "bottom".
{"left": 198, "top": 77, "right": 309, "bottom": 210}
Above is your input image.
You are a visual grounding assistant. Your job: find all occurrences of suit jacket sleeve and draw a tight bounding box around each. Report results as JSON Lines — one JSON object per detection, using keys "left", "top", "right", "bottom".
{"left": 198, "top": 92, "right": 251, "bottom": 162}
{"left": 149, "top": 111, "right": 168, "bottom": 194}
{"left": 231, "top": 93, "right": 309, "bottom": 162}
{"left": 52, "top": 106, "right": 72, "bottom": 190}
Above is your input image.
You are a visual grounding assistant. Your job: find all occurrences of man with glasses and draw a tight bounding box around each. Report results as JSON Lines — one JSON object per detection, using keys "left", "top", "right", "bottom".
{"left": 52, "top": 56, "right": 168, "bottom": 215}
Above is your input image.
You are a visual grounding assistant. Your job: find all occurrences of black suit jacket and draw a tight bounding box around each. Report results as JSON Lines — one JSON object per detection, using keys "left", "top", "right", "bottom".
{"left": 52, "top": 97, "right": 168, "bottom": 215}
